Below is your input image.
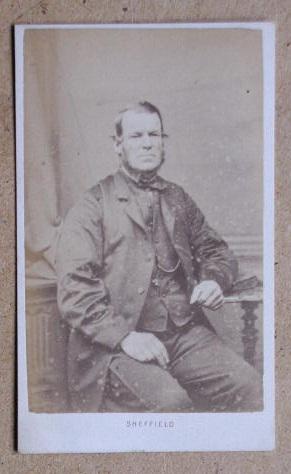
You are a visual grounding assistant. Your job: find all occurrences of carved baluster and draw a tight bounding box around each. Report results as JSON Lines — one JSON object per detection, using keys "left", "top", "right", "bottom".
{"left": 240, "top": 301, "right": 259, "bottom": 366}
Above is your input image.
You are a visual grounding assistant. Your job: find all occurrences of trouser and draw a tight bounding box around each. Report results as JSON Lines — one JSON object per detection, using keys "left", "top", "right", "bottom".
{"left": 102, "top": 321, "right": 263, "bottom": 412}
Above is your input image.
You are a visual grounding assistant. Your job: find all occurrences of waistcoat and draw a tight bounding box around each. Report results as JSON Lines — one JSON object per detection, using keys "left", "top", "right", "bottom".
{"left": 136, "top": 189, "right": 192, "bottom": 332}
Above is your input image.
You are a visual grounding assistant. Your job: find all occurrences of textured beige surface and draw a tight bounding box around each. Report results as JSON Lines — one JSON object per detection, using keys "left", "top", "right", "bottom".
{"left": 0, "top": 0, "right": 288, "bottom": 472}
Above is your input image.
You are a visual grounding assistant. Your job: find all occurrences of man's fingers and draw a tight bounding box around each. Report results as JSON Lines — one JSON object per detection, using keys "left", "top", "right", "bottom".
{"left": 151, "top": 341, "right": 169, "bottom": 367}
{"left": 150, "top": 336, "right": 169, "bottom": 359}
{"left": 137, "top": 348, "right": 154, "bottom": 362}
{"left": 204, "top": 290, "right": 222, "bottom": 306}
{"left": 204, "top": 293, "right": 224, "bottom": 310}
{"left": 124, "top": 343, "right": 155, "bottom": 363}
{"left": 191, "top": 286, "right": 217, "bottom": 305}
{"left": 209, "top": 300, "right": 224, "bottom": 310}
{"left": 155, "top": 340, "right": 169, "bottom": 362}
{"left": 153, "top": 352, "right": 167, "bottom": 368}
{"left": 190, "top": 287, "right": 202, "bottom": 305}
{"left": 191, "top": 281, "right": 224, "bottom": 307}
{"left": 121, "top": 332, "right": 169, "bottom": 366}
{"left": 145, "top": 344, "right": 166, "bottom": 367}
{"left": 200, "top": 286, "right": 220, "bottom": 304}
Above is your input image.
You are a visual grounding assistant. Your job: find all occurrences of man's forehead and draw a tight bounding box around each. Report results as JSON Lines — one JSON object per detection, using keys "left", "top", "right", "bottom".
{"left": 121, "top": 110, "right": 162, "bottom": 133}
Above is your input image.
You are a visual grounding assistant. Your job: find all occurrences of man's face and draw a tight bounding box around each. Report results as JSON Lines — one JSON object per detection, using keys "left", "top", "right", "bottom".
{"left": 116, "top": 110, "right": 164, "bottom": 173}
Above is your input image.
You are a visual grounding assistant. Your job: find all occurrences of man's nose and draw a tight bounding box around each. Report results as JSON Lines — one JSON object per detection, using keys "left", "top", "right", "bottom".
{"left": 141, "top": 133, "right": 152, "bottom": 148}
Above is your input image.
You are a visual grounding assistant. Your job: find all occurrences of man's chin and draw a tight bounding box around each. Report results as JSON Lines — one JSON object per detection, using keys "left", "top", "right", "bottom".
{"left": 133, "top": 161, "right": 164, "bottom": 174}
{"left": 139, "top": 165, "right": 159, "bottom": 173}
{"left": 122, "top": 157, "right": 164, "bottom": 175}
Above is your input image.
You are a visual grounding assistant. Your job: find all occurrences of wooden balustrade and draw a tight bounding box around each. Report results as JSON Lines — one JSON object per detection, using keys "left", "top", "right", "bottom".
{"left": 26, "top": 283, "right": 69, "bottom": 412}
{"left": 224, "top": 287, "right": 263, "bottom": 367}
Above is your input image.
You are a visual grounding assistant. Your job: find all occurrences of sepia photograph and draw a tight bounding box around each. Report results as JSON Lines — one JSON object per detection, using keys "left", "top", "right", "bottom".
{"left": 16, "top": 23, "right": 274, "bottom": 452}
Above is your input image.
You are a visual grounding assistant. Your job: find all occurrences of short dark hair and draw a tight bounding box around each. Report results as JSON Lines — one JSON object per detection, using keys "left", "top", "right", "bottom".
{"left": 114, "top": 101, "right": 165, "bottom": 140}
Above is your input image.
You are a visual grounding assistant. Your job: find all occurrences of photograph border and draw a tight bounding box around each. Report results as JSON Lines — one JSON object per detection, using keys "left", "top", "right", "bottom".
{"left": 16, "top": 21, "right": 275, "bottom": 453}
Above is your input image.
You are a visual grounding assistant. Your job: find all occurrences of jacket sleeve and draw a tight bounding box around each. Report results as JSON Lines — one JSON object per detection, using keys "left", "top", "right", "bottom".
{"left": 183, "top": 191, "right": 238, "bottom": 292}
{"left": 56, "top": 188, "right": 130, "bottom": 350}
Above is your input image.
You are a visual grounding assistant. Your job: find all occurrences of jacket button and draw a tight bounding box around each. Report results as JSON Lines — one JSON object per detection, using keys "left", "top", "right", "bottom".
{"left": 138, "top": 287, "right": 145, "bottom": 295}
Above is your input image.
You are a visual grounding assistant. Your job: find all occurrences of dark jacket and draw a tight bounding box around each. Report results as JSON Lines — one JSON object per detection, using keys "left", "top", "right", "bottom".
{"left": 56, "top": 170, "right": 238, "bottom": 411}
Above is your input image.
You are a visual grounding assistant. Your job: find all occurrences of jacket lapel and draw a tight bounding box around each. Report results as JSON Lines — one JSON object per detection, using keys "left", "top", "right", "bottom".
{"left": 161, "top": 187, "right": 195, "bottom": 292}
{"left": 113, "top": 172, "right": 146, "bottom": 232}
{"left": 124, "top": 198, "right": 146, "bottom": 232}
{"left": 160, "top": 193, "right": 176, "bottom": 240}
{"left": 161, "top": 190, "right": 191, "bottom": 260}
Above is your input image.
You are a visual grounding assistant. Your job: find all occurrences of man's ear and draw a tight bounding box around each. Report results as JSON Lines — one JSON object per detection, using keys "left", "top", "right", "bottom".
{"left": 112, "top": 137, "right": 122, "bottom": 156}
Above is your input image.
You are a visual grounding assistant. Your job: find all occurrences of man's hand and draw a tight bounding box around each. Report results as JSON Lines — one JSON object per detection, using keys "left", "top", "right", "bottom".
{"left": 120, "top": 331, "right": 169, "bottom": 368}
{"left": 190, "top": 280, "right": 224, "bottom": 310}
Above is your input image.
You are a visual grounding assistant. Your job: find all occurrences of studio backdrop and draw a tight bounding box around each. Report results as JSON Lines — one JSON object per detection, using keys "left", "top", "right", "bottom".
{"left": 23, "top": 27, "right": 264, "bottom": 411}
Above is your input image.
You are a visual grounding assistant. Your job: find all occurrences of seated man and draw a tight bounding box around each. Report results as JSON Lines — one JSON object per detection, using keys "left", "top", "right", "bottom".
{"left": 56, "top": 101, "right": 263, "bottom": 412}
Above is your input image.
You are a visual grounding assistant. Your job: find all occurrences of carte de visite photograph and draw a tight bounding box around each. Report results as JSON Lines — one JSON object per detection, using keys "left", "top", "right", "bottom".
{"left": 16, "top": 23, "right": 275, "bottom": 453}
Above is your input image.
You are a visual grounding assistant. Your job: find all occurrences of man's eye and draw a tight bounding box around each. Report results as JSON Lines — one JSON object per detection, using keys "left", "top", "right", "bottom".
{"left": 129, "top": 134, "right": 141, "bottom": 138}
{"left": 150, "top": 132, "right": 161, "bottom": 138}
